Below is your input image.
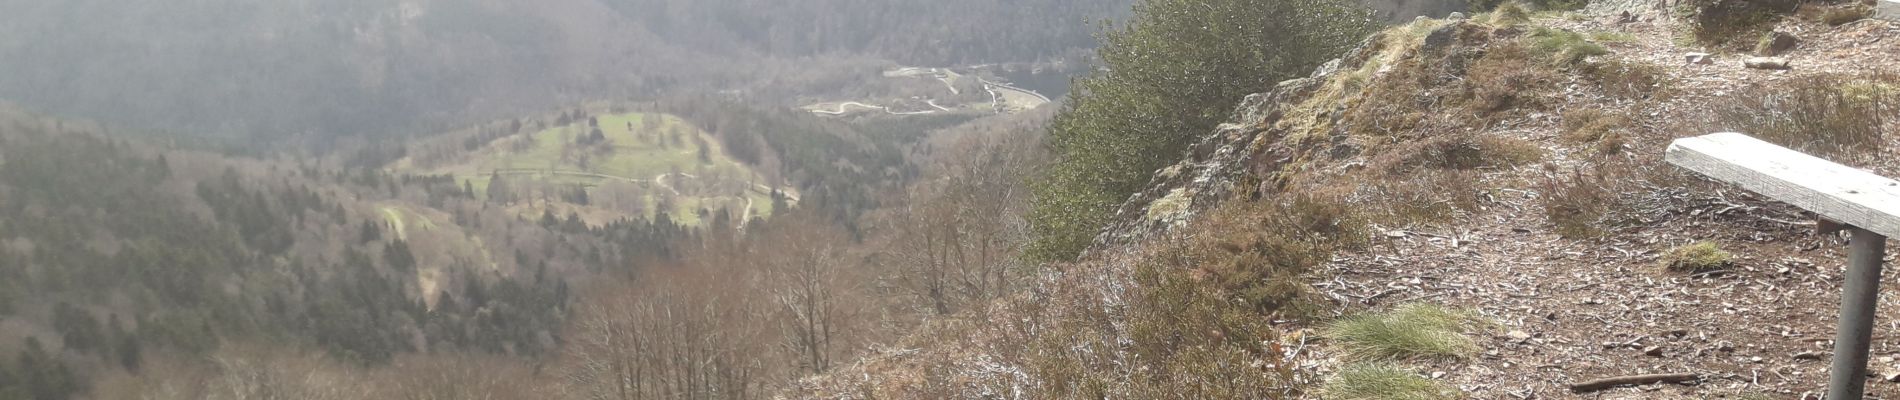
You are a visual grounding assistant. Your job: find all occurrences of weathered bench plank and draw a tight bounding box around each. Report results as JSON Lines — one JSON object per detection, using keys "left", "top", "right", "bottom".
{"left": 1666, "top": 132, "right": 1900, "bottom": 238}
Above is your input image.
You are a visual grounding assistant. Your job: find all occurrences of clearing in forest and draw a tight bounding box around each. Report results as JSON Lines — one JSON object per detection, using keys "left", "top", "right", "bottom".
{"left": 401, "top": 112, "right": 787, "bottom": 226}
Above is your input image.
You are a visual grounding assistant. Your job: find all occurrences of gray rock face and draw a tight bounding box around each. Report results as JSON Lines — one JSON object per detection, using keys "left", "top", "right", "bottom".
{"left": 1880, "top": 0, "right": 1900, "bottom": 22}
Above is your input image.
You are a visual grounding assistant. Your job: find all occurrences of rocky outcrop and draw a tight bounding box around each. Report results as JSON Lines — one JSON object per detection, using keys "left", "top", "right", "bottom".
{"left": 1085, "top": 33, "right": 1387, "bottom": 253}
{"left": 1880, "top": 0, "right": 1900, "bottom": 22}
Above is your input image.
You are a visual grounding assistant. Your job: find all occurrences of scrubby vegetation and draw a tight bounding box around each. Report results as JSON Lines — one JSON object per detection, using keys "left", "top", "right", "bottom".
{"left": 1541, "top": 167, "right": 1621, "bottom": 238}
{"left": 1471, "top": 0, "right": 1586, "bottom": 14}
{"left": 1027, "top": 0, "right": 1379, "bottom": 262}
{"left": 1682, "top": 0, "right": 1798, "bottom": 48}
{"left": 1562, "top": 108, "right": 1632, "bottom": 156}
{"left": 1713, "top": 74, "right": 1898, "bottom": 163}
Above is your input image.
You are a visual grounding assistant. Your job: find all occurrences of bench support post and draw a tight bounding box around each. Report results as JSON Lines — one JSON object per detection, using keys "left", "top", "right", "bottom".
{"left": 1829, "top": 227, "right": 1887, "bottom": 400}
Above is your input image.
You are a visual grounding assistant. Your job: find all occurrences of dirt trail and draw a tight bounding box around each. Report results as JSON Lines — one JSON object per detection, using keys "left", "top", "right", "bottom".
{"left": 1314, "top": 14, "right": 1900, "bottom": 398}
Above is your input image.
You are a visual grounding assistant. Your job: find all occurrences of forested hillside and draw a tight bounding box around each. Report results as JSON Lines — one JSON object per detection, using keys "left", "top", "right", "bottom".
{"left": 598, "top": 0, "right": 1128, "bottom": 64}
{"left": 0, "top": 107, "right": 701, "bottom": 398}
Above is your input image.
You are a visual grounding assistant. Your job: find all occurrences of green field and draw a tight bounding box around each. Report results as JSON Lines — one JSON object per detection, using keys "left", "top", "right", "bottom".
{"left": 406, "top": 112, "right": 783, "bottom": 225}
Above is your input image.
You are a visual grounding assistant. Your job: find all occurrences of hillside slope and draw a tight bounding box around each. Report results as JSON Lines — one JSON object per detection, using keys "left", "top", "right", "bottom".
{"left": 790, "top": 3, "right": 1900, "bottom": 398}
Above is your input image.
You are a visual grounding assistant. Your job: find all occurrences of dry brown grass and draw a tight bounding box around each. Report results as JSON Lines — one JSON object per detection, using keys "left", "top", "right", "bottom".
{"left": 1683, "top": 0, "right": 1797, "bottom": 49}
{"left": 1585, "top": 60, "right": 1668, "bottom": 100}
{"left": 1373, "top": 133, "right": 1545, "bottom": 175}
{"left": 1712, "top": 74, "right": 1896, "bottom": 164}
{"left": 1469, "top": 43, "right": 1562, "bottom": 114}
{"left": 1562, "top": 108, "right": 1632, "bottom": 157}
{"left": 1369, "top": 169, "right": 1487, "bottom": 226}
{"left": 1797, "top": 2, "right": 1874, "bottom": 25}
{"left": 1541, "top": 166, "right": 1620, "bottom": 238}
{"left": 1026, "top": 192, "right": 1372, "bottom": 399}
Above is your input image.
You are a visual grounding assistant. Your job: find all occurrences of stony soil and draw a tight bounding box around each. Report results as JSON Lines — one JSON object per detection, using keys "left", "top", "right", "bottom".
{"left": 1315, "top": 9, "right": 1900, "bottom": 399}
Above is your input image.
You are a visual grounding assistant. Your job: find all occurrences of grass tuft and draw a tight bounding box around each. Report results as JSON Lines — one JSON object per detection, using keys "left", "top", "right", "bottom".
{"left": 1526, "top": 27, "right": 1609, "bottom": 66}
{"left": 1326, "top": 304, "right": 1480, "bottom": 361}
{"left": 1322, "top": 364, "right": 1460, "bottom": 400}
{"left": 1662, "top": 241, "right": 1732, "bottom": 273}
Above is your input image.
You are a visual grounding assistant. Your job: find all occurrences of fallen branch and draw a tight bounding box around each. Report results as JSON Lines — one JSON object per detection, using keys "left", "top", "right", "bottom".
{"left": 1569, "top": 373, "right": 1701, "bottom": 393}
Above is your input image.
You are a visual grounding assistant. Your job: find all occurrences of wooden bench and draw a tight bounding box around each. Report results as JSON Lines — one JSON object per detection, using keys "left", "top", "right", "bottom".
{"left": 1668, "top": 132, "right": 1895, "bottom": 400}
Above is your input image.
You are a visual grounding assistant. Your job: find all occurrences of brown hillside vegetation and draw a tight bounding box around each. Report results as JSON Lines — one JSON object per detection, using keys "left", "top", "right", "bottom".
{"left": 789, "top": 3, "right": 1900, "bottom": 399}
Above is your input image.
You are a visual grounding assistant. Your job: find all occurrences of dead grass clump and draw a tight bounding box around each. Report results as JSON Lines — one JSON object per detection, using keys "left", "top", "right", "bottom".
{"left": 1798, "top": 2, "right": 1874, "bottom": 25}
{"left": 1120, "top": 254, "right": 1296, "bottom": 398}
{"left": 1713, "top": 74, "right": 1896, "bottom": 163}
{"left": 1185, "top": 194, "right": 1369, "bottom": 315}
{"left": 1030, "top": 194, "right": 1370, "bottom": 398}
{"left": 1325, "top": 304, "right": 1481, "bottom": 361}
{"left": 1469, "top": 43, "right": 1561, "bottom": 114}
{"left": 1561, "top": 108, "right": 1632, "bottom": 156}
{"left": 1472, "top": 0, "right": 1587, "bottom": 13}
{"left": 1488, "top": 1, "right": 1534, "bottom": 26}
{"left": 1662, "top": 241, "right": 1734, "bottom": 273}
{"left": 1376, "top": 133, "right": 1545, "bottom": 174}
{"left": 1322, "top": 364, "right": 1461, "bottom": 400}
{"left": 1373, "top": 169, "right": 1486, "bottom": 226}
{"left": 1344, "top": 55, "right": 1440, "bottom": 138}
{"left": 1585, "top": 60, "right": 1668, "bottom": 100}
{"left": 1683, "top": 0, "right": 1797, "bottom": 49}
{"left": 1541, "top": 168, "right": 1619, "bottom": 238}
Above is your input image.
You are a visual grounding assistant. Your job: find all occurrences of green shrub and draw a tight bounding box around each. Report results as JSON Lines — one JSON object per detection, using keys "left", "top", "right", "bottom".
{"left": 1323, "top": 364, "right": 1460, "bottom": 400}
{"left": 1326, "top": 304, "right": 1480, "bottom": 361}
{"left": 1026, "top": 0, "right": 1380, "bottom": 263}
{"left": 1662, "top": 241, "right": 1732, "bottom": 273}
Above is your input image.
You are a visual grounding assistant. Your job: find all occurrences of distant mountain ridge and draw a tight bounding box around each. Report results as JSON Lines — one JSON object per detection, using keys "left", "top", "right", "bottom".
{"left": 0, "top": 0, "right": 1128, "bottom": 144}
